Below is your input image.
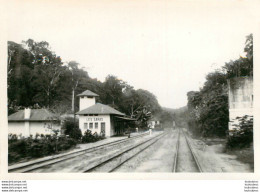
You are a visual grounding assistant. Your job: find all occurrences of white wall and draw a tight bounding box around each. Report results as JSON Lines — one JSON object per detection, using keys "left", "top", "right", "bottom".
{"left": 8, "top": 121, "right": 61, "bottom": 137}
{"left": 29, "top": 122, "right": 61, "bottom": 136}
{"left": 228, "top": 77, "right": 253, "bottom": 131}
{"left": 8, "top": 122, "right": 25, "bottom": 136}
{"left": 79, "top": 96, "right": 96, "bottom": 111}
{"left": 79, "top": 114, "right": 114, "bottom": 137}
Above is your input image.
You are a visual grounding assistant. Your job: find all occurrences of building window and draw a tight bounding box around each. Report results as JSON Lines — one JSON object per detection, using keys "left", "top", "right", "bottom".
{"left": 95, "top": 122, "right": 98, "bottom": 129}
{"left": 84, "top": 123, "right": 88, "bottom": 129}
{"left": 89, "top": 123, "right": 93, "bottom": 129}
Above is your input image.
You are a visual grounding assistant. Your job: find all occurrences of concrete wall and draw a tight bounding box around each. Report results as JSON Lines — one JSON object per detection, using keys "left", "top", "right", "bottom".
{"left": 8, "top": 121, "right": 61, "bottom": 137}
{"left": 79, "top": 96, "right": 96, "bottom": 111}
{"left": 79, "top": 114, "right": 114, "bottom": 137}
{"left": 228, "top": 77, "right": 253, "bottom": 130}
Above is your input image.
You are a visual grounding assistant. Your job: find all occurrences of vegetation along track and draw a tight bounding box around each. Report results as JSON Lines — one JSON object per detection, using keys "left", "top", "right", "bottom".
{"left": 8, "top": 132, "right": 150, "bottom": 173}
{"left": 84, "top": 132, "right": 167, "bottom": 173}
{"left": 173, "top": 128, "right": 203, "bottom": 172}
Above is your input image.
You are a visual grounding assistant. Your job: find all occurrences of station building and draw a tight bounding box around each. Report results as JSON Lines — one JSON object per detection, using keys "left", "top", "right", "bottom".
{"left": 148, "top": 118, "right": 160, "bottom": 129}
{"left": 8, "top": 108, "right": 61, "bottom": 137}
{"left": 76, "top": 90, "right": 135, "bottom": 137}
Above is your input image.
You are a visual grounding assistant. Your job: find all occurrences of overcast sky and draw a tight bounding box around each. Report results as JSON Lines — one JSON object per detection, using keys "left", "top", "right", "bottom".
{"left": 6, "top": 0, "right": 257, "bottom": 108}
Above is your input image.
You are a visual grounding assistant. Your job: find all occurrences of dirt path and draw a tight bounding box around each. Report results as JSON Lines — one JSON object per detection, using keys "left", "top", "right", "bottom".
{"left": 188, "top": 135, "right": 252, "bottom": 172}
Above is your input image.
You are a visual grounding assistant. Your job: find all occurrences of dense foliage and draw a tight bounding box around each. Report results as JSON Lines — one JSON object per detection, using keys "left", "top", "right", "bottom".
{"left": 62, "top": 117, "right": 82, "bottom": 140}
{"left": 227, "top": 115, "right": 253, "bottom": 148}
{"left": 187, "top": 72, "right": 229, "bottom": 137}
{"left": 187, "top": 34, "right": 253, "bottom": 137}
{"left": 8, "top": 39, "right": 172, "bottom": 128}
{"left": 8, "top": 134, "right": 77, "bottom": 164}
{"left": 81, "top": 130, "right": 105, "bottom": 143}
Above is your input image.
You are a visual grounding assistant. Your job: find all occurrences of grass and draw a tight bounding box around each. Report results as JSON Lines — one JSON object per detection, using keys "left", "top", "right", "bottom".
{"left": 225, "top": 143, "right": 254, "bottom": 171}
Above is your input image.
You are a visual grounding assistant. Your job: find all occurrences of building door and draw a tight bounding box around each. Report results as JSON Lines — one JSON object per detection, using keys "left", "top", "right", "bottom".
{"left": 101, "top": 122, "right": 105, "bottom": 136}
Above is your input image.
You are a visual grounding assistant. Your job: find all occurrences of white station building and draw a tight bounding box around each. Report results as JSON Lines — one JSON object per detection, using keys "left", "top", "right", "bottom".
{"left": 8, "top": 108, "right": 61, "bottom": 137}
{"left": 76, "top": 90, "right": 135, "bottom": 137}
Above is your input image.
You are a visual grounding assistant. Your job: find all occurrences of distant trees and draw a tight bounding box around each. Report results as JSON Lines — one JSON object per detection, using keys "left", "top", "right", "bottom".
{"left": 8, "top": 39, "right": 171, "bottom": 128}
{"left": 101, "top": 77, "right": 163, "bottom": 128}
{"left": 187, "top": 34, "right": 253, "bottom": 137}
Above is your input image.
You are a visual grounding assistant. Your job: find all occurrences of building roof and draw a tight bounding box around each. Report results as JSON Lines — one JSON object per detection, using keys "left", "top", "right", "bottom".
{"left": 77, "top": 90, "right": 99, "bottom": 97}
{"left": 76, "top": 103, "right": 125, "bottom": 116}
{"left": 8, "top": 109, "right": 60, "bottom": 122}
{"left": 114, "top": 116, "right": 136, "bottom": 121}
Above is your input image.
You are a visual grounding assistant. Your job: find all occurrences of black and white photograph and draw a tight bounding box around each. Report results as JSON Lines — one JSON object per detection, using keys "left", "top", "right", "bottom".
{"left": 1, "top": 0, "right": 259, "bottom": 177}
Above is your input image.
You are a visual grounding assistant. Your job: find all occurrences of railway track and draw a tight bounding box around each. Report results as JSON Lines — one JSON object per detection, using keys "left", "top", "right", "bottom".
{"left": 173, "top": 128, "right": 202, "bottom": 172}
{"left": 172, "top": 128, "right": 180, "bottom": 172}
{"left": 84, "top": 132, "right": 166, "bottom": 172}
{"left": 8, "top": 131, "right": 151, "bottom": 173}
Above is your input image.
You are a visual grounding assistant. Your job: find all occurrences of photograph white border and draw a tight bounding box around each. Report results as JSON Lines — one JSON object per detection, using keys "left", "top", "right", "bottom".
{"left": 1, "top": 0, "right": 260, "bottom": 180}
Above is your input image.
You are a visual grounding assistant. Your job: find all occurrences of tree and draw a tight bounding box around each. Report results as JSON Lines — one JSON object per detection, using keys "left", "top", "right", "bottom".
{"left": 8, "top": 39, "right": 164, "bottom": 125}
{"left": 103, "top": 75, "right": 128, "bottom": 106}
{"left": 187, "top": 34, "right": 253, "bottom": 137}
{"left": 23, "top": 39, "right": 64, "bottom": 108}
{"left": 187, "top": 71, "right": 229, "bottom": 137}
{"left": 244, "top": 34, "right": 253, "bottom": 61}
{"left": 223, "top": 34, "right": 253, "bottom": 78}
{"left": 120, "top": 88, "right": 141, "bottom": 118}
{"left": 8, "top": 41, "right": 35, "bottom": 113}
{"left": 65, "top": 61, "right": 89, "bottom": 112}
{"left": 120, "top": 88, "right": 161, "bottom": 127}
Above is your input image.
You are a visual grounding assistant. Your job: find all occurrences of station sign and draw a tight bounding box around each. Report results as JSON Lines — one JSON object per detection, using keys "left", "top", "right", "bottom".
{"left": 86, "top": 117, "right": 104, "bottom": 121}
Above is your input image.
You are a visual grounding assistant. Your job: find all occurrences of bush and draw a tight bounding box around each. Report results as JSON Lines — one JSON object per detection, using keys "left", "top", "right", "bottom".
{"left": 226, "top": 115, "right": 253, "bottom": 149}
{"left": 81, "top": 130, "right": 105, "bottom": 143}
{"left": 8, "top": 134, "right": 77, "bottom": 164}
{"left": 62, "top": 117, "right": 82, "bottom": 140}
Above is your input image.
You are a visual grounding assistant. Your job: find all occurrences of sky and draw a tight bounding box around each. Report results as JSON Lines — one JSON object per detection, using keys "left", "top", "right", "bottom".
{"left": 5, "top": 0, "right": 258, "bottom": 109}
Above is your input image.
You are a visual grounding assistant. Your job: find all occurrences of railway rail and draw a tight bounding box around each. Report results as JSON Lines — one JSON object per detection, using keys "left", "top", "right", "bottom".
{"left": 8, "top": 131, "right": 151, "bottom": 173}
{"left": 173, "top": 128, "right": 202, "bottom": 172}
{"left": 84, "top": 132, "right": 166, "bottom": 173}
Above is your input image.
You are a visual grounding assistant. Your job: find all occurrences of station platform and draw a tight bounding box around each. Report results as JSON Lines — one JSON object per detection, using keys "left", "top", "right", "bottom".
{"left": 77, "top": 131, "right": 148, "bottom": 150}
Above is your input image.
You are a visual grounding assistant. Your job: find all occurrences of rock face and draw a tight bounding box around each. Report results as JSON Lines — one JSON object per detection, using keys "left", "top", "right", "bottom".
{"left": 227, "top": 77, "right": 253, "bottom": 131}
